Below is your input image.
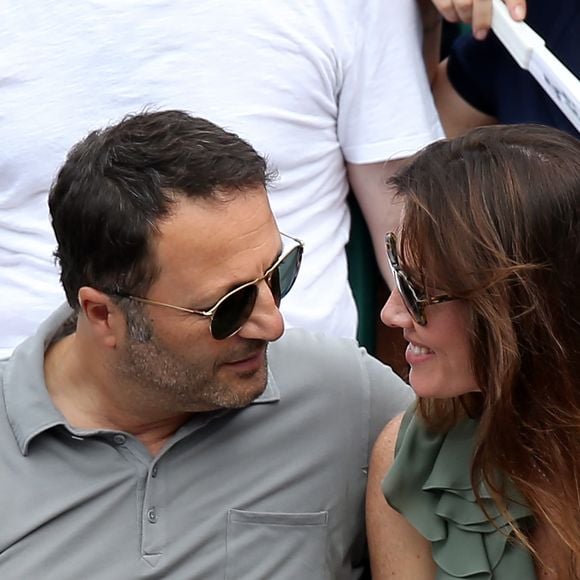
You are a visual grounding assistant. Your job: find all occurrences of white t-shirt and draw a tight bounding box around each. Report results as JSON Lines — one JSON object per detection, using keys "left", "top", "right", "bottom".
{"left": 0, "top": 0, "right": 442, "bottom": 357}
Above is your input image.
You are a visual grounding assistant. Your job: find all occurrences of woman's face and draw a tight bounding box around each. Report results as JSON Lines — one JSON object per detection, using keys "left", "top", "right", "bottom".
{"left": 381, "top": 269, "right": 480, "bottom": 399}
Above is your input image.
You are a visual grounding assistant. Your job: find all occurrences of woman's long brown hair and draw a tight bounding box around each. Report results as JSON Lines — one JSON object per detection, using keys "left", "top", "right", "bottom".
{"left": 390, "top": 124, "right": 580, "bottom": 574}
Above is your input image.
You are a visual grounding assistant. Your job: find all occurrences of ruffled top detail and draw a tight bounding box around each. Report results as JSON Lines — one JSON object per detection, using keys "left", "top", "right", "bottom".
{"left": 382, "top": 410, "right": 536, "bottom": 579}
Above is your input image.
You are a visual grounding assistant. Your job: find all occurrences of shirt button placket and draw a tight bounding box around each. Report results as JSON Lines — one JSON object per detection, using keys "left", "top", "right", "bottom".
{"left": 142, "top": 461, "right": 164, "bottom": 558}
{"left": 147, "top": 507, "right": 158, "bottom": 524}
{"left": 112, "top": 434, "right": 127, "bottom": 446}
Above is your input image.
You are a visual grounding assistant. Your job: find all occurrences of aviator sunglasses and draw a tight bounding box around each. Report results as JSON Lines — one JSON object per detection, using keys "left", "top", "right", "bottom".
{"left": 111, "top": 233, "right": 304, "bottom": 340}
{"left": 385, "top": 232, "right": 453, "bottom": 326}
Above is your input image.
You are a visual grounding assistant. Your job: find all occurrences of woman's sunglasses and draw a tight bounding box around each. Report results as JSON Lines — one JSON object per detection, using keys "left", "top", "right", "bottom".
{"left": 112, "top": 233, "right": 304, "bottom": 340}
{"left": 385, "top": 232, "right": 453, "bottom": 326}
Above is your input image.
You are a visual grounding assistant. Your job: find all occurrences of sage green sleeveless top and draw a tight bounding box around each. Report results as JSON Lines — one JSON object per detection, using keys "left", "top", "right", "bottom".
{"left": 382, "top": 409, "right": 537, "bottom": 579}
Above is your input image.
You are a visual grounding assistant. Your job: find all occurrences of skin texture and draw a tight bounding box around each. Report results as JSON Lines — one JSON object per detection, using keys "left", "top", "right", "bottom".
{"left": 418, "top": 0, "right": 444, "bottom": 81}
{"left": 367, "top": 286, "right": 479, "bottom": 579}
{"left": 115, "top": 191, "right": 283, "bottom": 411}
{"left": 366, "top": 414, "right": 436, "bottom": 580}
{"left": 381, "top": 288, "right": 479, "bottom": 398}
{"left": 44, "top": 188, "right": 285, "bottom": 455}
{"left": 347, "top": 160, "right": 407, "bottom": 288}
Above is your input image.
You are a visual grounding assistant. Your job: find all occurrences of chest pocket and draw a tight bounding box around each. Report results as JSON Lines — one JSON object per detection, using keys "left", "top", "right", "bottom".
{"left": 226, "top": 508, "right": 330, "bottom": 579}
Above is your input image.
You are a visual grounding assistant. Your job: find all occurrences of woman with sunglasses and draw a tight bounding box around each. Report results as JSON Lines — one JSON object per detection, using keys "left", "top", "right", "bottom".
{"left": 366, "top": 124, "right": 580, "bottom": 579}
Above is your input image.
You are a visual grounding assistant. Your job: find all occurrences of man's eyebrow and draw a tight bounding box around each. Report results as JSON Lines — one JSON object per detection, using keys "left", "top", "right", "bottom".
{"left": 232, "top": 241, "right": 283, "bottom": 289}
{"left": 193, "top": 241, "right": 284, "bottom": 309}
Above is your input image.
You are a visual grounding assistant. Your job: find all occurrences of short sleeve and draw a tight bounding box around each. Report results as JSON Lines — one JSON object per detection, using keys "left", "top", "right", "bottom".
{"left": 338, "top": 0, "right": 443, "bottom": 163}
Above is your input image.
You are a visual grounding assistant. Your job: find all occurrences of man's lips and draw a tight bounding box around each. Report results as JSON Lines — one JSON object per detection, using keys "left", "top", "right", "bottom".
{"left": 223, "top": 348, "right": 265, "bottom": 366}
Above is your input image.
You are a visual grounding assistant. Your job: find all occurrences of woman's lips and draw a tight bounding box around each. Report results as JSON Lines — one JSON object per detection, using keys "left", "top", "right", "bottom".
{"left": 405, "top": 341, "right": 434, "bottom": 365}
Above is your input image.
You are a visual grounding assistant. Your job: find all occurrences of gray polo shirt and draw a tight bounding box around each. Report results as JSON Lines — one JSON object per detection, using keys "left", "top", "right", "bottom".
{"left": 0, "top": 305, "right": 412, "bottom": 580}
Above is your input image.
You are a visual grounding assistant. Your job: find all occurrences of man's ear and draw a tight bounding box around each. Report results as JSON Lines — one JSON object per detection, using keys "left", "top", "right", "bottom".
{"left": 77, "top": 287, "right": 124, "bottom": 349}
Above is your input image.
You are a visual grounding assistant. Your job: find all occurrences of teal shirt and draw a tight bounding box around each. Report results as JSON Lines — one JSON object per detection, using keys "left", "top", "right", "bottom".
{"left": 382, "top": 409, "right": 537, "bottom": 579}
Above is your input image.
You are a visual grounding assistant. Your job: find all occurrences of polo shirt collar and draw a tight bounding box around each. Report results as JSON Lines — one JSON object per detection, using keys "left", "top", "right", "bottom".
{"left": 3, "top": 304, "right": 280, "bottom": 456}
{"left": 3, "top": 303, "right": 72, "bottom": 455}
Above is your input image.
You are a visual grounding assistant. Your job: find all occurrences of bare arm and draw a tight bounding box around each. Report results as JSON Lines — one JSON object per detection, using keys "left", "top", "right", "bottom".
{"left": 431, "top": 58, "right": 497, "bottom": 137}
{"left": 431, "top": 0, "right": 526, "bottom": 39}
{"left": 418, "top": 0, "right": 443, "bottom": 84}
{"left": 347, "top": 160, "right": 407, "bottom": 288}
{"left": 366, "top": 415, "right": 436, "bottom": 579}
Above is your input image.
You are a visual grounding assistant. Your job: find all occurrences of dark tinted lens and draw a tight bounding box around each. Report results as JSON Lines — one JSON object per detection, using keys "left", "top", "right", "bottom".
{"left": 268, "top": 268, "right": 282, "bottom": 306}
{"left": 395, "top": 272, "right": 425, "bottom": 325}
{"left": 385, "top": 234, "right": 398, "bottom": 267}
{"left": 277, "top": 245, "right": 303, "bottom": 298}
{"left": 211, "top": 284, "right": 258, "bottom": 340}
{"left": 386, "top": 234, "right": 426, "bottom": 324}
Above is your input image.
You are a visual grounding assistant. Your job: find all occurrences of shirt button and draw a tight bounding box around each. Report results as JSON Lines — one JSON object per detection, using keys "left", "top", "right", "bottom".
{"left": 147, "top": 507, "right": 158, "bottom": 524}
{"left": 151, "top": 465, "right": 158, "bottom": 478}
{"left": 113, "top": 434, "right": 127, "bottom": 446}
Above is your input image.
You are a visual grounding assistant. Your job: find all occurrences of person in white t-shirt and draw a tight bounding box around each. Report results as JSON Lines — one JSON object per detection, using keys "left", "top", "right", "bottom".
{"left": 0, "top": 0, "right": 443, "bottom": 358}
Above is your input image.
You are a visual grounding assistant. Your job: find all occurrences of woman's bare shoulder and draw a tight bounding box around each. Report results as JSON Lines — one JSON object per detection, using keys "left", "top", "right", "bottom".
{"left": 366, "top": 412, "right": 435, "bottom": 579}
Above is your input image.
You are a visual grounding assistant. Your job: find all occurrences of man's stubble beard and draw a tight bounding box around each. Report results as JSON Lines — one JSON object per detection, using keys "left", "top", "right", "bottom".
{"left": 116, "top": 310, "right": 269, "bottom": 411}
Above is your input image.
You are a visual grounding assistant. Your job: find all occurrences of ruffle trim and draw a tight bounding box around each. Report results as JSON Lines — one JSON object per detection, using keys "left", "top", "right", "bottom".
{"left": 382, "top": 411, "right": 536, "bottom": 579}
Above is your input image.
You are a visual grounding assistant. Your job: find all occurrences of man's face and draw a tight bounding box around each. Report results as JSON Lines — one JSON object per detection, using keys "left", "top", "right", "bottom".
{"left": 115, "top": 189, "right": 285, "bottom": 413}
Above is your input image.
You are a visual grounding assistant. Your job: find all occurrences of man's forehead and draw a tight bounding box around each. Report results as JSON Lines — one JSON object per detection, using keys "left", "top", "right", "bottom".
{"left": 149, "top": 191, "right": 280, "bottom": 295}
{"left": 156, "top": 188, "right": 273, "bottom": 240}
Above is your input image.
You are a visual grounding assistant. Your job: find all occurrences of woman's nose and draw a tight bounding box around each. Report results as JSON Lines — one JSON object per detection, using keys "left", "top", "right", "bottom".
{"left": 381, "top": 288, "right": 413, "bottom": 329}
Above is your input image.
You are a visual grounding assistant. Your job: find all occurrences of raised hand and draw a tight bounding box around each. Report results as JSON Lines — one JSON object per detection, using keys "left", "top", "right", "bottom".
{"left": 431, "top": 0, "right": 526, "bottom": 39}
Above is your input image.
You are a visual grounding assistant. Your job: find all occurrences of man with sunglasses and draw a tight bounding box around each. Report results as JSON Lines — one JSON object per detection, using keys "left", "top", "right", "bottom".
{"left": 0, "top": 110, "right": 412, "bottom": 579}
